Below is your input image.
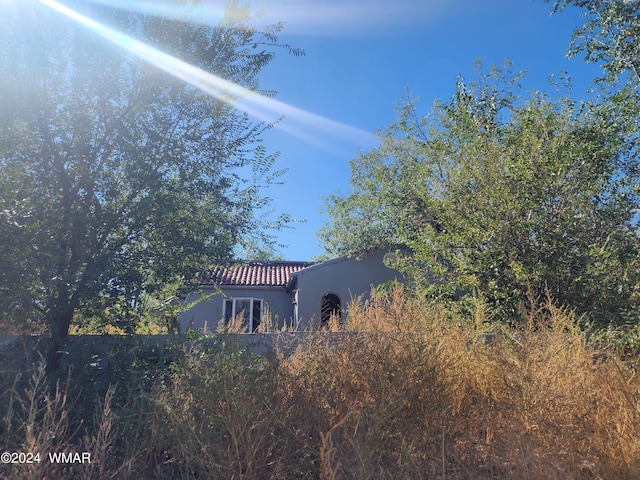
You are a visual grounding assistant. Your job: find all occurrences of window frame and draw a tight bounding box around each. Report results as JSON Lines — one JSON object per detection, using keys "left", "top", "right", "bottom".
{"left": 223, "top": 297, "right": 264, "bottom": 332}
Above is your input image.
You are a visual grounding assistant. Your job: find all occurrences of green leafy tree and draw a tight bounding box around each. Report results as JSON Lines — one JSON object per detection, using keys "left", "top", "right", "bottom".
{"left": 321, "top": 64, "right": 640, "bottom": 325}
{"left": 549, "top": 0, "right": 640, "bottom": 89}
{"left": 0, "top": 1, "right": 301, "bottom": 369}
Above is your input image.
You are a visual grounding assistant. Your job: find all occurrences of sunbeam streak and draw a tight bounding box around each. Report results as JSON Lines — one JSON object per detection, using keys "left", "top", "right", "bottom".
{"left": 37, "top": 0, "right": 378, "bottom": 152}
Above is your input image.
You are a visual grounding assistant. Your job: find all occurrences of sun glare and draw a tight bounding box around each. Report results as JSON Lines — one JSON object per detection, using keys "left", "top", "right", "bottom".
{"left": 83, "top": 0, "right": 228, "bottom": 25}
{"left": 36, "top": 0, "right": 377, "bottom": 152}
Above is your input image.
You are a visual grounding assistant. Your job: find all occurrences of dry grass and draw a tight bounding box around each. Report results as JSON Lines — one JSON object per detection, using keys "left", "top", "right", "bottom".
{"left": 1, "top": 284, "right": 639, "bottom": 478}
{"left": 0, "top": 360, "right": 116, "bottom": 480}
{"left": 275, "top": 285, "right": 640, "bottom": 479}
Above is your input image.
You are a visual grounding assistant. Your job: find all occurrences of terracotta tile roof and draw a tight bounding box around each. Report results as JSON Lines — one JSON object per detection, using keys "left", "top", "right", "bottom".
{"left": 199, "top": 261, "right": 311, "bottom": 287}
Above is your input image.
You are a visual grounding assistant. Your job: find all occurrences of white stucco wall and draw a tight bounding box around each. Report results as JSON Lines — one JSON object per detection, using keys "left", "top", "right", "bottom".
{"left": 178, "top": 285, "right": 295, "bottom": 333}
{"left": 293, "top": 249, "right": 403, "bottom": 329}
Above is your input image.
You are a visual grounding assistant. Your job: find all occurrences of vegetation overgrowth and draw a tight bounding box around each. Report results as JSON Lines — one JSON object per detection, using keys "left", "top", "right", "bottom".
{"left": 1, "top": 284, "right": 639, "bottom": 479}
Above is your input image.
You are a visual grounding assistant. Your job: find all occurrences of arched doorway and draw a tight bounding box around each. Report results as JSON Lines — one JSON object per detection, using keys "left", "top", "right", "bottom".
{"left": 320, "top": 293, "right": 341, "bottom": 328}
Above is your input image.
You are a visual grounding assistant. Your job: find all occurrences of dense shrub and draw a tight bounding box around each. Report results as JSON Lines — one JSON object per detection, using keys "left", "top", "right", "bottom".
{"left": 1, "top": 285, "right": 639, "bottom": 479}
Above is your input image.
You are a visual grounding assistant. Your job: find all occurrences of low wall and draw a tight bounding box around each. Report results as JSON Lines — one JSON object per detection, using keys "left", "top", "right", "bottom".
{"left": 0, "top": 333, "right": 315, "bottom": 379}
{"left": 0, "top": 332, "right": 480, "bottom": 382}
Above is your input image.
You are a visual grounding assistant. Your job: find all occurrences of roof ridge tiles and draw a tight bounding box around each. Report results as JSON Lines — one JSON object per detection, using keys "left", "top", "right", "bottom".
{"left": 198, "top": 260, "right": 312, "bottom": 287}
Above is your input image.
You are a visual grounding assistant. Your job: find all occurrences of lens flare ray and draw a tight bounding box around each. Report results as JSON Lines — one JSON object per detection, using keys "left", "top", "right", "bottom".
{"left": 37, "top": 0, "right": 377, "bottom": 152}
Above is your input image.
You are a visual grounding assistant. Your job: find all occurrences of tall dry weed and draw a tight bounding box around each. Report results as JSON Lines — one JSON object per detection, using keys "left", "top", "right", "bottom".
{"left": 1, "top": 285, "right": 639, "bottom": 478}
{"left": 123, "top": 340, "right": 285, "bottom": 479}
{"left": 0, "top": 360, "right": 116, "bottom": 480}
{"left": 278, "top": 284, "right": 640, "bottom": 479}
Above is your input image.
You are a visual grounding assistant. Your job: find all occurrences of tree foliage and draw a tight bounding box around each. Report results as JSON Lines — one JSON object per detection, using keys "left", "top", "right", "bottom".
{"left": 0, "top": 1, "right": 300, "bottom": 356}
{"left": 549, "top": 0, "right": 640, "bottom": 90}
{"left": 321, "top": 63, "right": 640, "bottom": 325}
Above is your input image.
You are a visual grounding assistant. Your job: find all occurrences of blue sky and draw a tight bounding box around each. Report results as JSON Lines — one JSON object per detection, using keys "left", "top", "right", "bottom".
{"left": 249, "top": 0, "right": 602, "bottom": 261}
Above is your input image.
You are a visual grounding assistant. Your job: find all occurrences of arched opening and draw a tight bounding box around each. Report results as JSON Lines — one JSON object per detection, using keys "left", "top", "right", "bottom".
{"left": 320, "top": 293, "right": 341, "bottom": 328}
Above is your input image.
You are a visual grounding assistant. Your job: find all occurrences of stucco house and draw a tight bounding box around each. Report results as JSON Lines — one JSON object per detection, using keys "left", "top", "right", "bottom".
{"left": 178, "top": 248, "right": 403, "bottom": 333}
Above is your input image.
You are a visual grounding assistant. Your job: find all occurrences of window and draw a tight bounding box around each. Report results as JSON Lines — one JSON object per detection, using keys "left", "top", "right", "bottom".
{"left": 223, "top": 297, "right": 263, "bottom": 332}
{"left": 320, "top": 293, "right": 341, "bottom": 328}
